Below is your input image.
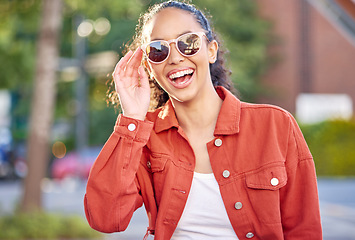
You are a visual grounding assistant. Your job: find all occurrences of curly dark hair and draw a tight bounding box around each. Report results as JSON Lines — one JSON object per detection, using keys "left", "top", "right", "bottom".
{"left": 107, "top": 0, "right": 235, "bottom": 109}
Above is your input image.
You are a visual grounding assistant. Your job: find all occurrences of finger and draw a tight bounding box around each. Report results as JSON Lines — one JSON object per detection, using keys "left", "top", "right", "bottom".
{"left": 113, "top": 50, "right": 133, "bottom": 76}
{"left": 138, "top": 65, "right": 150, "bottom": 89}
{"left": 112, "top": 50, "right": 133, "bottom": 79}
{"left": 125, "top": 48, "right": 144, "bottom": 78}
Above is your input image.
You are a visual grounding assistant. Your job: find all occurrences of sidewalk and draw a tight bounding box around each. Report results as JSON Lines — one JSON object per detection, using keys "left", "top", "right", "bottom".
{"left": 1, "top": 178, "right": 355, "bottom": 239}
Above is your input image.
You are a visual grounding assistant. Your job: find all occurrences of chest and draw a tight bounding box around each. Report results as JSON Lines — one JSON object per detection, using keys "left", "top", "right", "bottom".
{"left": 186, "top": 132, "right": 215, "bottom": 173}
{"left": 143, "top": 126, "right": 289, "bottom": 236}
{"left": 180, "top": 117, "right": 221, "bottom": 170}
{"left": 170, "top": 172, "right": 238, "bottom": 239}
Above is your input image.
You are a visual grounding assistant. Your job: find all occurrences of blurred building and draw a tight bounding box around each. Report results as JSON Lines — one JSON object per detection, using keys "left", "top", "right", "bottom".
{"left": 257, "top": 0, "right": 355, "bottom": 121}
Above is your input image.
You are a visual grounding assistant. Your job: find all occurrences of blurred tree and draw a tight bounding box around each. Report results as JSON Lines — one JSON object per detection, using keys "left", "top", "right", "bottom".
{"left": 0, "top": 0, "right": 271, "bottom": 211}
{"left": 0, "top": 1, "right": 40, "bottom": 140}
{"left": 192, "top": 0, "right": 271, "bottom": 101}
{"left": 85, "top": 0, "right": 271, "bottom": 146}
{"left": 20, "top": 0, "right": 63, "bottom": 212}
{"left": 0, "top": 0, "right": 147, "bottom": 212}
{"left": 57, "top": 0, "right": 148, "bottom": 148}
{"left": 0, "top": 0, "right": 146, "bottom": 137}
{"left": 0, "top": 0, "right": 39, "bottom": 89}
{"left": 0, "top": 1, "right": 41, "bottom": 143}
{"left": 2, "top": 0, "right": 271, "bottom": 144}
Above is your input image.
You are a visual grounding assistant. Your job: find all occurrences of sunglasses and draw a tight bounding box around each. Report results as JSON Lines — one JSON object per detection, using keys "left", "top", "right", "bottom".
{"left": 142, "top": 32, "right": 209, "bottom": 64}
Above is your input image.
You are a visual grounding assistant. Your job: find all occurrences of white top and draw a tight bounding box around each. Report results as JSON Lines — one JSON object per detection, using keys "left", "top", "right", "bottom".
{"left": 170, "top": 172, "right": 239, "bottom": 240}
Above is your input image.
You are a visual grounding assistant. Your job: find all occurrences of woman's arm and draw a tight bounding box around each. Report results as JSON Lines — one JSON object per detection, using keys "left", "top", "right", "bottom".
{"left": 280, "top": 113, "right": 322, "bottom": 239}
{"left": 84, "top": 115, "right": 153, "bottom": 233}
{"left": 84, "top": 47, "right": 153, "bottom": 233}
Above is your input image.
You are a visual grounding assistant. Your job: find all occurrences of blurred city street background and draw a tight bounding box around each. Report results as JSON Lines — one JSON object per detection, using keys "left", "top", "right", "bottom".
{"left": 1, "top": 177, "right": 355, "bottom": 239}
{"left": 1, "top": 0, "right": 355, "bottom": 239}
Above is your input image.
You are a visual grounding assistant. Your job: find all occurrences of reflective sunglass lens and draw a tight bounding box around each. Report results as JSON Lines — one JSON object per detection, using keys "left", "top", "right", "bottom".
{"left": 146, "top": 33, "right": 204, "bottom": 63}
{"left": 147, "top": 41, "right": 169, "bottom": 63}
{"left": 178, "top": 33, "right": 201, "bottom": 55}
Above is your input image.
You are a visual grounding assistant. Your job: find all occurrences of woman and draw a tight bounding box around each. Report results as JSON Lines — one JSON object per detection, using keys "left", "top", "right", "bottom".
{"left": 84, "top": 1, "right": 322, "bottom": 239}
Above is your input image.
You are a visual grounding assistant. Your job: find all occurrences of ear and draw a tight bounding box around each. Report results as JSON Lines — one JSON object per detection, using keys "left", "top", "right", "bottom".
{"left": 208, "top": 40, "right": 218, "bottom": 64}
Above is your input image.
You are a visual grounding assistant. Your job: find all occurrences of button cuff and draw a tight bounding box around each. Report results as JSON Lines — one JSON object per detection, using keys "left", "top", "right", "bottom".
{"left": 128, "top": 123, "right": 136, "bottom": 131}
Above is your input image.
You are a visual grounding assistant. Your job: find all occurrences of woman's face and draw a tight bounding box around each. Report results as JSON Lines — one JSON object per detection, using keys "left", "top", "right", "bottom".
{"left": 144, "top": 7, "right": 218, "bottom": 104}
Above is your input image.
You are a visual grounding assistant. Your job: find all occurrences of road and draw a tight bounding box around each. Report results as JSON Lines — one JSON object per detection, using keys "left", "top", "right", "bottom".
{"left": 0, "top": 178, "right": 355, "bottom": 240}
{"left": 318, "top": 178, "right": 355, "bottom": 240}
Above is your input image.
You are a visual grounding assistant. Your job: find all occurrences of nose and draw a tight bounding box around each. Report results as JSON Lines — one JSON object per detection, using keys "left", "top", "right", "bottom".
{"left": 167, "top": 43, "right": 184, "bottom": 65}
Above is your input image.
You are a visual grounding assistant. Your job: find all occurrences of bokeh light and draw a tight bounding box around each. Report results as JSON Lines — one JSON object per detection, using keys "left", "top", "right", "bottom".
{"left": 52, "top": 141, "right": 66, "bottom": 159}
{"left": 94, "top": 17, "right": 111, "bottom": 36}
{"left": 77, "top": 19, "right": 94, "bottom": 37}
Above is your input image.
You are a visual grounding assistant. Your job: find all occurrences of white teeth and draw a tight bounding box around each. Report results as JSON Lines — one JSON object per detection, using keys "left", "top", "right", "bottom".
{"left": 169, "top": 69, "right": 194, "bottom": 80}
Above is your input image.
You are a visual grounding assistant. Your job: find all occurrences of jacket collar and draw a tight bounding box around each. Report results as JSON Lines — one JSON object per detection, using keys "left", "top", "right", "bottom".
{"left": 154, "top": 86, "right": 241, "bottom": 135}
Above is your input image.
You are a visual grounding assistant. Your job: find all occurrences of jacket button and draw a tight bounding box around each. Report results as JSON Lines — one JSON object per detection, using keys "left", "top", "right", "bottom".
{"left": 222, "top": 170, "right": 230, "bottom": 178}
{"left": 128, "top": 123, "right": 136, "bottom": 131}
{"left": 271, "top": 177, "right": 279, "bottom": 186}
{"left": 214, "top": 138, "right": 222, "bottom": 147}
{"left": 246, "top": 232, "right": 254, "bottom": 238}
{"left": 234, "top": 202, "right": 243, "bottom": 210}
{"left": 147, "top": 161, "right": 151, "bottom": 169}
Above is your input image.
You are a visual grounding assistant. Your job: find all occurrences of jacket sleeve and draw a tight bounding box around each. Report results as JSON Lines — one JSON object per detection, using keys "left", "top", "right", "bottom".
{"left": 84, "top": 114, "right": 154, "bottom": 233}
{"left": 280, "top": 113, "right": 322, "bottom": 239}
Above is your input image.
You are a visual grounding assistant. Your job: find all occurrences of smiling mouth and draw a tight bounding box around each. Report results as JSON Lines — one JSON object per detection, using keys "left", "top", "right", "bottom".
{"left": 167, "top": 69, "right": 194, "bottom": 87}
{"left": 168, "top": 69, "right": 194, "bottom": 81}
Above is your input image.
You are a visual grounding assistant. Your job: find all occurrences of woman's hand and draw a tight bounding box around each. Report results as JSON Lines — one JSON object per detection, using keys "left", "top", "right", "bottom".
{"left": 112, "top": 48, "right": 151, "bottom": 121}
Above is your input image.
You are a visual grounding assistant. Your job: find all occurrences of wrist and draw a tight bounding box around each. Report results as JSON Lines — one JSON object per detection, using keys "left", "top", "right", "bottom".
{"left": 122, "top": 113, "right": 146, "bottom": 121}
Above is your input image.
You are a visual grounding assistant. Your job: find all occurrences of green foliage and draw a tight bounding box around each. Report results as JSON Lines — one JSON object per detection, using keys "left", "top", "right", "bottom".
{"left": 0, "top": 0, "right": 40, "bottom": 89}
{"left": 61, "top": 0, "right": 148, "bottom": 57}
{"left": 64, "top": 0, "right": 146, "bottom": 20}
{"left": 85, "top": 0, "right": 272, "bottom": 144}
{"left": 2, "top": 0, "right": 272, "bottom": 147}
{"left": 193, "top": 0, "right": 272, "bottom": 101}
{"left": 0, "top": 0, "right": 42, "bottom": 142}
{"left": 141, "top": 0, "right": 272, "bottom": 101}
{"left": 0, "top": 212, "right": 101, "bottom": 239}
{"left": 88, "top": 77, "right": 118, "bottom": 146}
{"left": 301, "top": 118, "right": 355, "bottom": 176}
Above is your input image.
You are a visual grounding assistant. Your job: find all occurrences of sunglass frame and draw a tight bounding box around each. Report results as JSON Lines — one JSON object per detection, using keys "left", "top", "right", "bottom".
{"left": 142, "top": 32, "right": 209, "bottom": 64}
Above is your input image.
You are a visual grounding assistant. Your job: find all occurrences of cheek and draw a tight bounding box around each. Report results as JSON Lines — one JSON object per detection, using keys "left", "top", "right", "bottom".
{"left": 193, "top": 55, "right": 210, "bottom": 73}
{"left": 148, "top": 62, "right": 163, "bottom": 78}
{"left": 194, "top": 48, "right": 211, "bottom": 65}
{"left": 151, "top": 68, "right": 171, "bottom": 91}
{"left": 148, "top": 65, "right": 168, "bottom": 88}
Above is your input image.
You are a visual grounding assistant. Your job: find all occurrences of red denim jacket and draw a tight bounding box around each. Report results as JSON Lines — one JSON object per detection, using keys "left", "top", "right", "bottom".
{"left": 84, "top": 87, "right": 322, "bottom": 239}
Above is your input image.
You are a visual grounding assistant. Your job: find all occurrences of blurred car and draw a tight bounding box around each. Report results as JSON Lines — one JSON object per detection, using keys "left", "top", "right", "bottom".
{"left": 12, "top": 142, "right": 27, "bottom": 179}
{"left": 0, "top": 127, "right": 13, "bottom": 179}
{"left": 51, "top": 146, "right": 101, "bottom": 180}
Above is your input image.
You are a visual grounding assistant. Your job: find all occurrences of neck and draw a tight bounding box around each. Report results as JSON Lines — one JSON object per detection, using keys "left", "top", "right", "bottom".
{"left": 172, "top": 86, "right": 223, "bottom": 133}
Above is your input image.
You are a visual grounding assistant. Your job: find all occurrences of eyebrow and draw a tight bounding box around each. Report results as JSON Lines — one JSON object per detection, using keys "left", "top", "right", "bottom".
{"left": 150, "top": 30, "right": 192, "bottom": 41}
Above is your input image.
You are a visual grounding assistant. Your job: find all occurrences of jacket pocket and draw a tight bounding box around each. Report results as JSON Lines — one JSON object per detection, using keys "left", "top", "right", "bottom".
{"left": 149, "top": 154, "right": 169, "bottom": 204}
{"left": 246, "top": 164, "right": 287, "bottom": 190}
{"left": 150, "top": 153, "right": 169, "bottom": 173}
{"left": 245, "top": 164, "right": 287, "bottom": 224}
